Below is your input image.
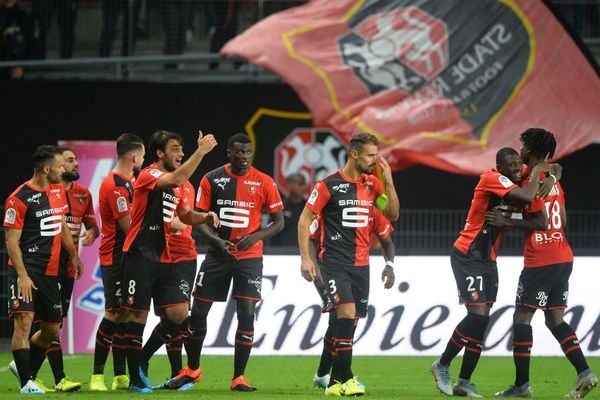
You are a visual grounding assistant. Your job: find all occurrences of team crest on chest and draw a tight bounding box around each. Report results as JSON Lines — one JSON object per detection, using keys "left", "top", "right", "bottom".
{"left": 249, "top": 186, "right": 255, "bottom": 194}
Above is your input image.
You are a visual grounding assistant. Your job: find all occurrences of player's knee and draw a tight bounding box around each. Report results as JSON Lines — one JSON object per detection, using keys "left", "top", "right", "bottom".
{"left": 236, "top": 299, "right": 256, "bottom": 318}
{"left": 335, "top": 305, "right": 356, "bottom": 319}
{"left": 513, "top": 309, "right": 534, "bottom": 325}
{"left": 165, "top": 305, "right": 188, "bottom": 325}
{"left": 544, "top": 313, "right": 563, "bottom": 329}
{"left": 13, "top": 317, "right": 33, "bottom": 338}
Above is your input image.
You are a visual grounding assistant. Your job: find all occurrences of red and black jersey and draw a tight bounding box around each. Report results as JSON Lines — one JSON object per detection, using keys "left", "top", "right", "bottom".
{"left": 310, "top": 208, "right": 393, "bottom": 243}
{"left": 3, "top": 182, "right": 68, "bottom": 276}
{"left": 123, "top": 164, "right": 185, "bottom": 263}
{"left": 196, "top": 164, "right": 283, "bottom": 260}
{"left": 169, "top": 180, "right": 197, "bottom": 263}
{"left": 454, "top": 169, "right": 518, "bottom": 262}
{"left": 61, "top": 182, "right": 97, "bottom": 277}
{"left": 306, "top": 170, "right": 384, "bottom": 267}
{"left": 522, "top": 175, "right": 573, "bottom": 268}
{"left": 98, "top": 171, "right": 134, "bottom": 266}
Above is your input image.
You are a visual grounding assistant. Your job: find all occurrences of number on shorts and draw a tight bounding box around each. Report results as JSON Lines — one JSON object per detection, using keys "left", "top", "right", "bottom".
{"left": 466, "top": 276, "right": 483, "bottom": 292}
{"left": 328, "top": 279, "right": 337, "bottom": 295}
{"left": 195, "top": 272, "right": 205, "bottom": 288}
{"left": 115, "top": 281, "right": 122, "bottom": 298}
{"left": 128, "top": 280, "right": 136, "bottom": 295}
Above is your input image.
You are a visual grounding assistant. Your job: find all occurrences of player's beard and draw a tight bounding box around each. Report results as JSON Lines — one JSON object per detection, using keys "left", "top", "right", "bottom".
{"left": 62, "top": 171, "right": 80, "bottom": 182}
{"left": 133, "top": 164, "right": 142, "bottom": 176}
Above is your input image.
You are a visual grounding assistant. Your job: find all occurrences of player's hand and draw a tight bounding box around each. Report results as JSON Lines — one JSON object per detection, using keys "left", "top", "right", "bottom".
{"left": 72, "top": 254, "right": 84, "bottom": 279}
{"left": 17, "top": 273, "right": 37, "bottom": 303}
{"left": 532, "top": 162, "right": 552, "bottom": 174}
{"left": 382, "top": 266, "right": 395, "bottom": 289}
{"left": 203, "top": 211, "right": 220, "bottom": 228}
{"left": 377, "top": 155, "right": 393, "bottom": 180}
{"left": 217, "top": 239, "right": 238, "bottom": 261}
{"left": 301, "top": 258, "right": 317, "bottom": 282}
{"left": 537, "top": 176, "right": 554, "bottom": 199}
{"left": 197, "top": 131, "right": 218, "bottom": 155}
{"left": 80, "top": 229, "right": 98, "bottom": 247}
{"left": 485, "top": 209, "right": 507, "bottom": 227}
{"left": 235, "top": 234, "right": 257, "bottom": 251}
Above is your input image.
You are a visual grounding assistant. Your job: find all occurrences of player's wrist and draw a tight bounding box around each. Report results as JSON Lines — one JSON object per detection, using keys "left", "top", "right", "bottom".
{"left": 385, "top": 260, "right": 394, "bottom": 269}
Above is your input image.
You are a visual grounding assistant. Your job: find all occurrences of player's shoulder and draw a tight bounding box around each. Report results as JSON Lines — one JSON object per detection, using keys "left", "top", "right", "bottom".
{"left": 7, "top": 182, "right": 31, "bottom": 202}
{"left": 70, "top": 181, "right": 91, "bottom": 194}
{"left": 249, "top": 166, "right": 277, "bottom": 185}
{"left": 204, "top": 165, "right": 227, "bottom": 180}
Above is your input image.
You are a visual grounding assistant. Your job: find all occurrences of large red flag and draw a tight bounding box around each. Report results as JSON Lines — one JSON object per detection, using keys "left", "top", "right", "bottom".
{"left": 223, "top": 0, "right": 600, "bottom": 175}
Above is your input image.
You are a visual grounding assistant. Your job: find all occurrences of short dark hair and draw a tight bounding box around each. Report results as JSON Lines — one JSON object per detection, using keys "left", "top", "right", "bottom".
{"left": 32, "top": 145, "right": 62, "bottom": 172}
{"left": 520, "top": 128, "right": 556, "bottom": 160}
{"left": 227, "top": 133, "right": 251, "bottom": 148}
{"left": 116, "top": 133, "right": 144, "bottom": 158}
{"left": 496, "top": 147, "right": 519, "bottom": 166}
{"left": 286, "top": 172, "right": 306, "bottom": 184}
{"left": 149, "top": 130, "right": 183, "bottom": 162}
{"left": 57, "top": 146, "right": 73, "bottom": 154}
{"left": 349, "top": 132, "right": 378, "bottom": 153}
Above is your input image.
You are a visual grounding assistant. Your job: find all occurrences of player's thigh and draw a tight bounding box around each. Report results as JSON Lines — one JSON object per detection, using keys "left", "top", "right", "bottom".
{"left": 59, "top": 274, "right": 75, "bottom": 317}
{"left": 152, "top": 260, "right": 196, "bottom": 315}
{"left": 451, "top": 248, "right": 497, "bottom": 305}
{"left": 7, "top": 268, "right": 35, "bottom": 317}
{"left": 121, "top": 253, "right": 161, "bottom": 311}
{"left": 101, "top": 263, "right": 123, "bottom": 311}
{"left": 193, "top": 256, "right": 232, "bottom": 302}
{"left": 350, "top": 266, "right": 370, "bottom": 318}
{"left": 232, "top": 258, "right": 263, "bottom": 301}
{"left": 320, "top": 262, "right": 354, "bottom": 309}
{"left": 31, "top": 271, "right": 63, "bottom": 324}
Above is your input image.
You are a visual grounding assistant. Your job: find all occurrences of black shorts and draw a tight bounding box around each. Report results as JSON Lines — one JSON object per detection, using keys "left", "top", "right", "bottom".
{"left": 59, "top": 273, "right": 75, "bottom": 317}
{"left": 450, "top": 247, "right": 499, "bottom": 305}
{"left": 193, "top": 256, "right": 262, "bottom": 302}
{"left": 319, "top": 261, "right": 370, "bottom": 318}
{"left": 516, "top": 262, "right": 573, "bottom": 310}
{"left": 101, "top": 263, "right": 124, "bottom": 311}
{"left": 153, "top": 258, "right": 197, "bottom": 314}
{"left": 121, "top": 252, "right": 170, "bottom": 312}
{"left": 8, "top": 268, "right": 62, "bottom": 324}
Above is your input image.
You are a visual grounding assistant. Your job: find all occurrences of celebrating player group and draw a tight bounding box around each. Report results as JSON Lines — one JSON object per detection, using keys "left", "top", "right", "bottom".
{"left": 3, "top": 128, "right": 597, "bottom": 397}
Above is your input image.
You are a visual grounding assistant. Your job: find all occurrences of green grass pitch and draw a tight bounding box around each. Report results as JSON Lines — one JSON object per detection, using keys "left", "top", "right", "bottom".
{"left": 0, "top": 353, "right": 598, "bottom": 399}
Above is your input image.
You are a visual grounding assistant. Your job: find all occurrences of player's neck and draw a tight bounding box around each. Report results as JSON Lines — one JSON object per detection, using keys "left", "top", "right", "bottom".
{"left": 527, "top": 157, "right": 544, "bottom": 170}
{"left": 60, "top": 180, "right": 73, "bottom": 190}
{"left": 113, "top": 160, "right": 134, "bottom": 179}
{"left": 29, "top": 174, "right": 49, "bottom": 189}
{"left": 229, "top": 164, "right": 249, "bottom": 176}
{"left": 342, "top": 163, "right": 361, "bottom": 181}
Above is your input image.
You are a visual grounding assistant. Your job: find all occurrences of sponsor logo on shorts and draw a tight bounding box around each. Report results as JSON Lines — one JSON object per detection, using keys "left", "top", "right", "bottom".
{"left": 12, "top": 299, "right": 19, "bottom": 309}
{"left": 536, "top": 291, "right": 548, "bottom": 307}
{"left": 470, "top": 291, "right": 479, "bottom": 301}
{"left": 128, "top": 296, "right": 135, "bottom": 305}
{"left": 516, "top": 281, "right": 524, "bottom": 300}
{"left": 333, "top": 293, "right": 340, "bottom": 304}
{"left": 248, "top": 277, "right": 262, "bottom": 295}
{"left": 179, "top": 280, "right": 191, "bottom": 297}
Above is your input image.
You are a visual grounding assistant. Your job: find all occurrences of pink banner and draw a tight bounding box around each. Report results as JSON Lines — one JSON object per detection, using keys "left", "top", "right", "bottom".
{"left": 58, "top": 141, "right": 116, "bottom": 353}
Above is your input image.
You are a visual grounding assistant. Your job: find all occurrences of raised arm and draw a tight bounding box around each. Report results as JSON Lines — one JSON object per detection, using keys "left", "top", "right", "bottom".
{"left": 504, "top": 163, "right": 551, "bottom": 204}
{"left": 156, "top": 131, "right": 217, "bottom": 189}
{"left": 377, "top": 157, "right": 399, "bottom": 221}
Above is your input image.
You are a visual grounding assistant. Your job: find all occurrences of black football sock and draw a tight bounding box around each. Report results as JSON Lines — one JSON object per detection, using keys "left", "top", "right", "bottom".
{"left": 233, "top": 315, "right": 254, "bottom": 379}
{"left": 458, "top": 313, "right": 489, "bottom": 381}
{"left": 46, "top": 340, "right": 65, "bottom": 384}
{"left": 440, "top": 313, "right": 479, "bottom": 366}
{"left": 13, "top": 348, "right": 32, "bottom": 387}
{"left": 184, "top": 314, "right": 207, "bottom": 371}
{"left": 125, "top": 322, "right": 145, "bottom": 387}
{"left": 112, "top": 323, "right": 127, "bottom": 376}
{"left": 142, "top": 321, "right": 166, "bottom": 367}
{"left": 551, "top": 322, "right": 589, "bottom": 374}
{"left": 330, "top": 318, "right": 355, "bottom": 385}
{"left": 93, "top": 318, "right": 116, "bottom": 375}
{"left": 29, "top": 340, "right": 47, "bottom": 379}
{"left": 513, "top": 324, "right": 533, "bottom": 386}
{"left": 317, "top": 313, "right": 337, "bottom": 377}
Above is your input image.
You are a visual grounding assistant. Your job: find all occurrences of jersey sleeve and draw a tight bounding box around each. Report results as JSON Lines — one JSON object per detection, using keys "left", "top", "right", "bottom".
{"left": 306, "top": 181, "right": 330, "bottom": 215}
{"left": 196, "top": 175, "right": 212, "bottom": 211}
{"left": 178, "top": 181, "right": 195, "bottom": 212}
{"left": 265, "top": 179, "right": 284, "bottom": 214}
{"left": 3, "top": 196, "right": 27, "bottom": 229}
{"left": 483, "top": 171, "right": 518, "bottom": 198}
{"left": 107, "top": 187, "right": 132, "bottom": 220}
{"left": 309, "top": 215, "right": 321, "bottom": 240}
{"left": 371, "top": 208, "right": 393, "bottom": 239}
{"left": 83, "top": 188, "right": 97, "bottom": 226}
{"left": 135, "top": 168, "right": 161, "bottom": 191}
{"left": 527, "top": 196, "right": 545, "bottom": 214}
{"left": 371, "top": 176, "right": 384, "bottom": 197}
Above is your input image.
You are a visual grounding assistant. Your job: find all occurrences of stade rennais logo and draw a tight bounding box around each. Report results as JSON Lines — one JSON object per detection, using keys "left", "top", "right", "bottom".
{"left": 335, "top": 0, "right": 530, "bottom": 141}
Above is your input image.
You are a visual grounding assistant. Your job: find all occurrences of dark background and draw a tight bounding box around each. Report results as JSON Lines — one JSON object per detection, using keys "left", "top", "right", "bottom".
{"left": 1, "top": 79, "right": 598, "bottom": 209}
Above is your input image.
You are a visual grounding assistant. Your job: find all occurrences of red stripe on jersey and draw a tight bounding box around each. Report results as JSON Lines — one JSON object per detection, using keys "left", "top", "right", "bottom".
{"left": 99, "top": 171, "right": 134, "bottom": 265}
{"left": 169, "top": 180, "right": 197, "bottom": 262}
{"left": 521, "top": 177, "right": 573, "bottom": 268}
